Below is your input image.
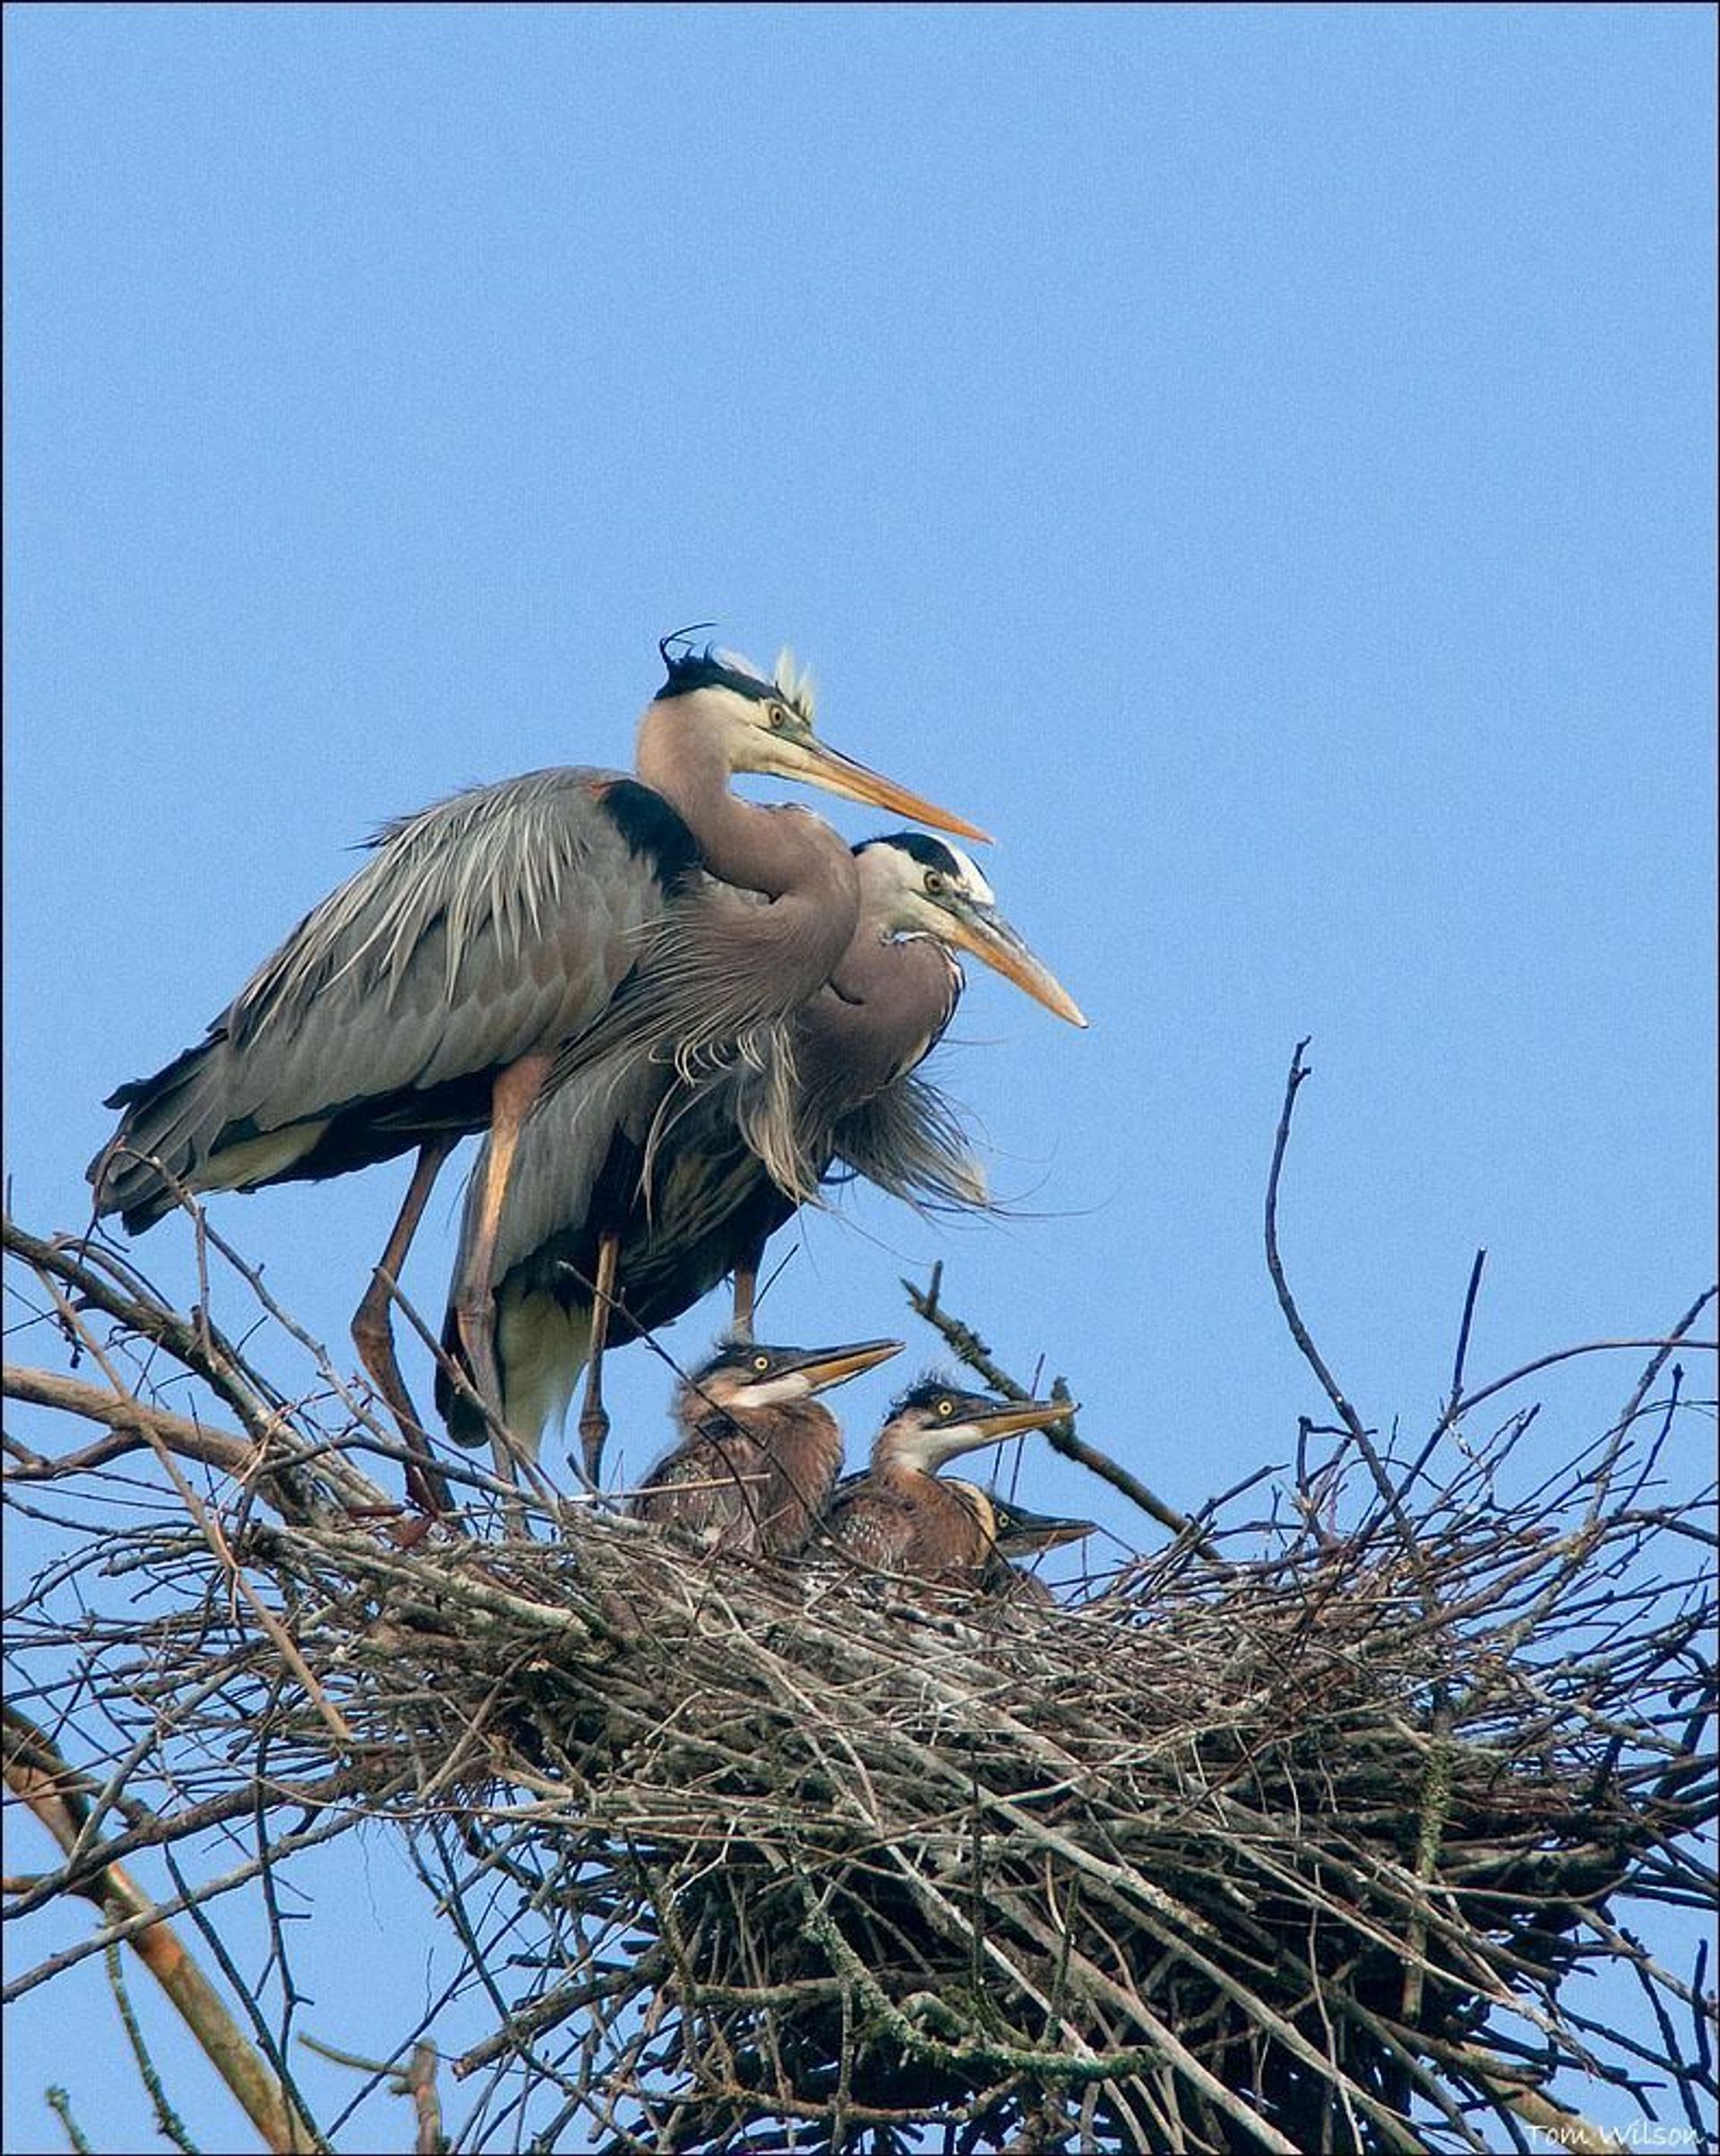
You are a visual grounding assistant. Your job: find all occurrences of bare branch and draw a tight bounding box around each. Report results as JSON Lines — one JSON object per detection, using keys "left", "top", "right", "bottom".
{"left": 904, "top": 1263, "right": 1220, "bottom": 1554}
{"left": 4, "top": 1710, "right": 322, "bottom": 2153}
{"left": 6, "top": 1118, "right": 1713, "bottom": 2156}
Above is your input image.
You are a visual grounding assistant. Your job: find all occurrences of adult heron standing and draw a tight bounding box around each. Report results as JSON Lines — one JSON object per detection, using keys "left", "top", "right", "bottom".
{"left": 86, "top": 639, "right": 985, "bottom": 1503}
{"left": 437, "top": 834, "right": 1085, "bottom": 1475}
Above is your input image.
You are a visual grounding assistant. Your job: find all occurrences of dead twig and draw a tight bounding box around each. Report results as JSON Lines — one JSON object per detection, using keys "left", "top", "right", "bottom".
{"left": 4, "top": 1709, "right": 322, "bottom": 2154}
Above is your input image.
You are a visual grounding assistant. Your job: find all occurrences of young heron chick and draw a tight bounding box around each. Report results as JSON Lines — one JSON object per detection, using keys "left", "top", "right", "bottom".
{"left": 944, "top": 1480, "right": 1097, "bottom": 1601}
{"left": 823, "top": 1379, "right": 1080, "bottom": 1583}
{"left": 632, "top": 1335, "right": 902, "bottom": 1557}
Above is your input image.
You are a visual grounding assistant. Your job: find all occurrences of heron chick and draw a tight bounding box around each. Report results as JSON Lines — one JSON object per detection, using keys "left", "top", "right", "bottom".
{"left": 632, "top": 1335, "right": 902, "bottom": 1557}
{"left": 823, "top": 1379, "right": 1082, "bottom": 1583}
{"left": 942, "top": 1480, "right": 1097, "bottom": 1602}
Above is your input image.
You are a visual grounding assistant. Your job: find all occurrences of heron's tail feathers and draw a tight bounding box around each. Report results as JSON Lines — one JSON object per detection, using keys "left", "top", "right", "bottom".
{"left": 88, "top": 1032, "right": 332, "bottom": 1234}
{"left": 435, "top": 1301, "right": 488, "bottom": 1450}
{"left": 86, "top": 1035, "right": 232, "bottom": 1232}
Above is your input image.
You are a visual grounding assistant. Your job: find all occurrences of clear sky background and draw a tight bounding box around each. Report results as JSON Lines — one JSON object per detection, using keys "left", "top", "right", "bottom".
{"left": 4, "top": 6, "right": 1715, "bottom": 2151}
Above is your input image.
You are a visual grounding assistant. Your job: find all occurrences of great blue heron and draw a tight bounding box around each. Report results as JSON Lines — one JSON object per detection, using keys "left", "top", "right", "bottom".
{"left": 942, "top": 1480, "right": 1097, "bottom": 1601}
{"left": 438, "top": 833, "right": 1085, "bottom": 1473}
{"left": 821, "top": 1378, "right": 1080, "bottom": 1581}
{"left": 84, "top": 638, "right": 984, "bottom": 1505}
{"left": 630, "top": 1335, "right": 902, "bottom": 1557}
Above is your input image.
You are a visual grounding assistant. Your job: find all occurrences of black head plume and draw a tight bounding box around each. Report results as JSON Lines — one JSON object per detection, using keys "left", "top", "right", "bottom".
{"left": 656, "top": 627, "right": 772, "bottom": 706}
{"left": 853, "top": 832, "right": 965, "bottom": 875}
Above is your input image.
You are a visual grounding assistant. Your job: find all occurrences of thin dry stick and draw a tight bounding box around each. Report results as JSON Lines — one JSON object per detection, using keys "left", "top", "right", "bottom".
{"left": 4, "top": 1712, "right": 322, "bottom": 2154}
{"left": 191, "top": 1202, "right": 461, "bottom": 1522}
{"left": 4, "top": 1366, "right": 258, "bottom": 1482}
{"left": 904, "top": 1262, "right": 1217, "bottom": 1551}
{"left": 1263, "top": 1039, "right": 1426, "bottom": 1578}
{"left": 4, "top": 1216, "right": 281, "bottom": 1436}
{"left": 1262, "top": 1048, "right": 1461, "bottom": 2057}
{"left": 104, "top": 1944, "right": 198, "bottom": 2156}
{"left": 1448, "top": 1247, "right": 1488, "bottom": 1408}
{"left": 140, "top": 1429, "right": 356, "bottom": 1748}
{"left": 298, "top": 2033, "right": 446, "bottom": 2154}
{"left": 0, "top": 1362, "right": 397, "bottom": 1532}
{"left": 43, "top": 2086, "right": 92, "bottom": 2156}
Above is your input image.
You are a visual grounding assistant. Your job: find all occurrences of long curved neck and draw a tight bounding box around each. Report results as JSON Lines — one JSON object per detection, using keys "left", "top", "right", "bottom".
{"left": 636, "top": 703, "right": 848, "bottom": 906}
{"left": 804, "top": 933, "right": 957, "bottom": 1105}
{"left": 636, "top": 705, "right": 864, "bottom": 1013}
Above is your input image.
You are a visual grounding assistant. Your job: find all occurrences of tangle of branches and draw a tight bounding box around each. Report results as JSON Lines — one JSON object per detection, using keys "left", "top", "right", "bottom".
{"left": 4, "top": 1054, "right": 1716, "bottom": 2154}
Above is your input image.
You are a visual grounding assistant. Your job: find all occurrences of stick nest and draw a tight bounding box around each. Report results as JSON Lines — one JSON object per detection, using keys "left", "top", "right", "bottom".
{"left": 4, "top": 1213, "right": 1715, "bottom": 2153}
{"left": 29, "top": 1456, "right": 1716, "bottom": 2152}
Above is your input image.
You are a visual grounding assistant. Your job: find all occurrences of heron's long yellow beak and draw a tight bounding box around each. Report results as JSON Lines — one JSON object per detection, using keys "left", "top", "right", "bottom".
{"left": 963, "top": 1397, "right": 1078, "bottom": 1443}
{"left": 897, "top": 1393, "right": 1079, "bottom": 1474}
{"left": 775, "top": 737, "right": 993, "bottom": 847}
{"left": 944, "top": 908, "right": 1088, "bottom": 1029}
{"left": 780, "top": 1337, "right": 905, "bottom": 1393}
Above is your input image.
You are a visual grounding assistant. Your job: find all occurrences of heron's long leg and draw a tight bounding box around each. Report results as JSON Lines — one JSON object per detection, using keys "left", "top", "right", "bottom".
{"left": 352, "top": 1134, "right": 459, "bottom": 1518}
{"left": 451, "top": 1051, "right": 554, "bottom": 1486}
{"left": 576, "top": 1228, "right": 621, "bottom": 1484}
{"left": 730, "top": 1236, "right": 765, "bottom": 1341}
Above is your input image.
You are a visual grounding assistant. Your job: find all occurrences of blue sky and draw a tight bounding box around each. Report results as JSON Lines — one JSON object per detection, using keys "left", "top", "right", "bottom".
{"left": 4, "top": 6, "right": 1715, "bottom": 2150}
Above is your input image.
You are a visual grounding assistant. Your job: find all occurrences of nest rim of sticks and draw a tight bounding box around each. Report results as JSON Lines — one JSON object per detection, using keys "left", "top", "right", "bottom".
{"left": 15, "top": 1399, "right": 1713, "bottom": 2156}
{"left": 4, "top": 1182, "right": 1716, "bottom": 2156}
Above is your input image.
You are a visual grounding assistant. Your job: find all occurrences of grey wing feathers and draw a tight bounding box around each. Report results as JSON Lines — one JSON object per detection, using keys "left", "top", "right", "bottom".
{"left": 90, "top": 770, "right": 662, "bottom": 1224}
{"left": 228, "top": 771, "right": 651, "bottom": 1106}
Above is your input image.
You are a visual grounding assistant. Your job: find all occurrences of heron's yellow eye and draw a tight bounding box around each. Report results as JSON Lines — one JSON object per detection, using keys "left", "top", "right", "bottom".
{"left": 766, "top": 703, "right": 791, "bottom": 731}
{"left": 936, "top": 1398, "right": 954, "bottom": 1418}
{"left": 923, "top": 871, "right": 945, "bottom": 896}
{"left": 752, "top": 1354, "right": 770, "bottom": 1373}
